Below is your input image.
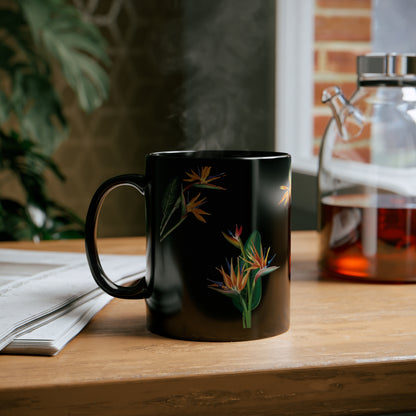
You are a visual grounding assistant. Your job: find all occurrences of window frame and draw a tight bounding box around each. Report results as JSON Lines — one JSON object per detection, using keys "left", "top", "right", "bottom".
{"left": 275, "top": 0, "right": 317, "bottom": 175}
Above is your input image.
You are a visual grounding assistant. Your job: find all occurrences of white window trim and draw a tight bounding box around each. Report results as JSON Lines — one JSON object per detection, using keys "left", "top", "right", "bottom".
{"left": 275, "top": 0, "right": 318, "bottom": 176}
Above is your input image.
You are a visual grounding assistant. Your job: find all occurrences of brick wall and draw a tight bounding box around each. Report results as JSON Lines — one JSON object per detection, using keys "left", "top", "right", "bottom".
{"left": 313, "top": 0, "right": 372, "bottom": 155}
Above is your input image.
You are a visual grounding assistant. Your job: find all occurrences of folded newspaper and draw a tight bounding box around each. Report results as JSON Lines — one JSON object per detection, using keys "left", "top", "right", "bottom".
{"left": 0, "top": 249, "right": 145, "bottom": 356}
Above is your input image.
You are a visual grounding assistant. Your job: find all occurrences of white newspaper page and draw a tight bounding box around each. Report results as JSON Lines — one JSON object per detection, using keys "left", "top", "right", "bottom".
{"left": 0, "top": 249, "right": 146, "bottom": 355}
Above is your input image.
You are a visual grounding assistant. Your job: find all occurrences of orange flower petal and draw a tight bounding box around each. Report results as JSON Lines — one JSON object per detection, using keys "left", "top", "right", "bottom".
{"left": 192, "top": 208, "right": 210, "bottom": 223}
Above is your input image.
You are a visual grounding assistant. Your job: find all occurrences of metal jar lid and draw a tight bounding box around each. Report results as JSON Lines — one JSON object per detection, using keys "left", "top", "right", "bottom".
{"left": 357, "top": 53, "right": 416, "bottom": 84}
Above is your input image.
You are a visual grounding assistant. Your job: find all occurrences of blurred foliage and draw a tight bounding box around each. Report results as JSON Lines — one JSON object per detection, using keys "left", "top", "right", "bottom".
{"left": 0, "top": 0, "right": 109, "bottom": 240}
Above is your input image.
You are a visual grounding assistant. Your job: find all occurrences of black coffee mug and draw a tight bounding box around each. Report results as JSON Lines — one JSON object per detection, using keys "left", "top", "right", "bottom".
{"left": 85, "top": 150, "right": 291, "bottom": 341}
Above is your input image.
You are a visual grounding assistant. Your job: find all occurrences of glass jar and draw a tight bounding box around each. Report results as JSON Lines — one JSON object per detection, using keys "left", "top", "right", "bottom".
{"left": 318, "top": 53, "right": 416, "bottom": 282}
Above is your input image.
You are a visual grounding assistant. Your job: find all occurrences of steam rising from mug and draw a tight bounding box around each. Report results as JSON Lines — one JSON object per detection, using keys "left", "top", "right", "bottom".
{"left": 155, "top": 0, "right": 275, "bottom": 150}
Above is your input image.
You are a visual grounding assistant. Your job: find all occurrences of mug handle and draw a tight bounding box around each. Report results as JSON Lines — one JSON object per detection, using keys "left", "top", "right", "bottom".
{"left": 85, "top": 174, "right": 150, "bottom": 299}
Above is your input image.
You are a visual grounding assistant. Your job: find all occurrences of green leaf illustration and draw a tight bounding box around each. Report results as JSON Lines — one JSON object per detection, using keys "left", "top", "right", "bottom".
{"left": 250, "top": 274, "right": 262, "bottom": 311}
{"left": 161, "top": 177, "right": 181, "bottom": 224}
{"left": 244, "top": 230, "right": 262, "bottom": 254}
{"left": 232, "top": 295, "right": 246, "bottom": 314}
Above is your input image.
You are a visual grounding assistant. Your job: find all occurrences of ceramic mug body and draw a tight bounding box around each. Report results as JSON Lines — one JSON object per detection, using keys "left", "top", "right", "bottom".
{"left": 85, "top": 150, "right": 291, "bottom": 341}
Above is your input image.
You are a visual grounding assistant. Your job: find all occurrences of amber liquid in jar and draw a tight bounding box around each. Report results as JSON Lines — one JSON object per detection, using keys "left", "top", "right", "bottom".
{"left": 320, "top": 194, "right": 416, "bottom": 282}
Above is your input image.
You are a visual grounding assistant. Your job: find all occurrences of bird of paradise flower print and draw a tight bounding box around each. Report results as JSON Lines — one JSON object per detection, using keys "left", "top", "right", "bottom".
{"left": 183, "top": 166, "right": 226, "bottom": 190}
{"left": 279, "top": 173, "right": 291, "bottom": 206}
{"left": 159, "top": 166, "right": 226, "bottom": 241}
{"left": 209, "top": 226, "right": 278, "bottom": 329}
{"left": 185, "top": 193, "right": 210, "bottom": 223}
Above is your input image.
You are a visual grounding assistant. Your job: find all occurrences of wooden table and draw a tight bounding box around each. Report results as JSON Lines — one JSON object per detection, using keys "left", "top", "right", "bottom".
{"left": 1, "top": 231, "right": 416, "bottom": 416}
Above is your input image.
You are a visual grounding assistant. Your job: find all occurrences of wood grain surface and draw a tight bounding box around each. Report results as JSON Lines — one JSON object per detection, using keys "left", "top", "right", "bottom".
{"left": 1, "top": 232, "right": 415, "bottom": 415}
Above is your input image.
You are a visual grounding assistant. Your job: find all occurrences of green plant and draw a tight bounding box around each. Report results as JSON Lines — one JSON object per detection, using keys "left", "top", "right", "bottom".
{"left": 0, "top": 0, "right": 109, "bottom": 240}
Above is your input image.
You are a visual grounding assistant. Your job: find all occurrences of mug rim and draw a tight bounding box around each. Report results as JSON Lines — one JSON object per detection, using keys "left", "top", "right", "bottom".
{"left": 147, "top": 150, "right": 291, "bottom": 160}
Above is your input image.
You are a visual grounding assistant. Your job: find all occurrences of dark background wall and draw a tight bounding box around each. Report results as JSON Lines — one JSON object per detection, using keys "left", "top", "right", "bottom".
{"left": 45, "top": 0, "right": 276, "bottom": 237}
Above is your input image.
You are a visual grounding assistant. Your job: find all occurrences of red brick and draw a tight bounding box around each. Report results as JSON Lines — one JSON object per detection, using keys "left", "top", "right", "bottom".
{"left": 315, "top": 15, "right": 371, "bottom": 42}
{"left": 317, "top": 0, "right": 372, "bottom": 9}
{"left": 326, "top": 51, "right": 360, "bottom": 74}
{"left": 314, "top": 115, "right": 332, "bottom": 139}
